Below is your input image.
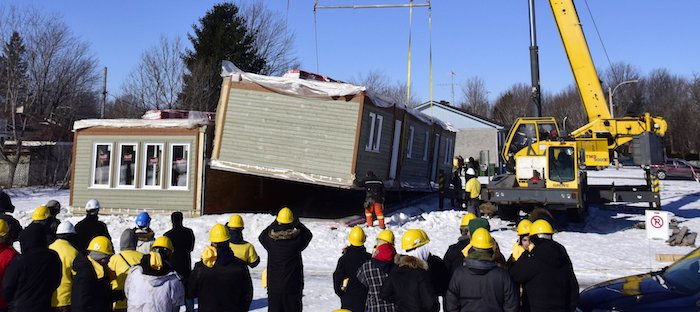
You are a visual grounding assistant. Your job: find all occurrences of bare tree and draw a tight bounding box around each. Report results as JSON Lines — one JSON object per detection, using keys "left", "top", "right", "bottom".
{"left": 0, "top": 5, "right": 100, "bottom": 126}
{"left": 543, "top": 84, "right": 587, "bottom": 133}
{"left": 121, "top": 35, "right": 185, "bottom": 112}
{"left": 459, "top": 76, "right": 490, "bottom": 116}
{"left": 644, "top": 68, "right": 692, "bottom": 157}
{"left": 240, "top": 0, "right": 301, "bottom": 76}
{"left": 601, "top": 62, "right": 644, "bottom": 117}
{"left": 490, "top": 83, "right": 531, "bottom": 126}
{"left": 349, "top": 69, "right": 422, "bottom": 107}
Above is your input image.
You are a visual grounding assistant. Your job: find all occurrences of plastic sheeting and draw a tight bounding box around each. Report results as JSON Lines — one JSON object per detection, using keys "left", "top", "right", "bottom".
{"left": 73, "top": 118, "right": 209, "bottom": 131}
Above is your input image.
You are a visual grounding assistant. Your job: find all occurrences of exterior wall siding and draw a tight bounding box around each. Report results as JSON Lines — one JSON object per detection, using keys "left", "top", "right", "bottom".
{"left": 71, "top": 132, "right": 197, "bottom": 212}
{"left": 218, "top": 88, "right": 359, "bottom": 180}
{"left": 397, "top": 119, "right": 432, "bottom": 186}
{"left": 456, "top": 128, "right": 500, "bottom": 171}
{"left": 354, "top": 105, "right": 394, "bottom": 179}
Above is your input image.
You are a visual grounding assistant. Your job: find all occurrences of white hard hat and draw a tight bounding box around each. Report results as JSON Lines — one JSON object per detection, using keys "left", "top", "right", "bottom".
{"left": 56, "top": 221, "right": 76, "bottom": 234}
{"left": 85, "top": 199, "right": 100, "bottom": 211}
{"left": 466, "top": 168, "right": 476, "bottom": 175}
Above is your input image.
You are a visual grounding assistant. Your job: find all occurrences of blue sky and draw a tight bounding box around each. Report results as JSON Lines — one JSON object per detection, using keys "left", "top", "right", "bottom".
{"left": 16, "top": 0, "right": 700, "bottom": 106}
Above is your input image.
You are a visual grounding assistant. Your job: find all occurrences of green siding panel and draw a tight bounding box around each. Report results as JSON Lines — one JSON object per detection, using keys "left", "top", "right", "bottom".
{"left": 218, "top": 88, "right": 359, "bottom": 179}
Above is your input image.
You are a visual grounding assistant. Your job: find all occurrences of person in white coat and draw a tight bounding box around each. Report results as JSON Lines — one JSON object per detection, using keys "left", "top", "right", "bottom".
{"left": 124, "top": 236, "right": 184, "bottom": 312}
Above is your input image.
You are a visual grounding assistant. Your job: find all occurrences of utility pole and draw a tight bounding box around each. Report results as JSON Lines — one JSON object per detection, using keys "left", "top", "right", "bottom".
{"left": 101, "top": 67, "right": 107, "bottom": 119}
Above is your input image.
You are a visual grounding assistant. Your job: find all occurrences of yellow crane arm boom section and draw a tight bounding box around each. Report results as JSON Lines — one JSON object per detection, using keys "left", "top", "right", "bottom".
{"left": 549, "top": 0, "right": 610, "bottom": 121}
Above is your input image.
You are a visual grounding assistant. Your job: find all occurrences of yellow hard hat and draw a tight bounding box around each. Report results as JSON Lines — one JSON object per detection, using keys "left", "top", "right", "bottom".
{"left": 529, "top": 219, "right": 554, "bottom": 236}
{"left": 32, "top": 206, "right": 51, "bottom": 221}
{"left": 87, "top": 236, "right": 114, "bottom": 255}
{"left": 347, "top": 226, "right": 366, "bottom": 247}
{"left": 377, "top": 229, "right": 395, "bottom": 245}
{"left": 152, "top": 236, "right": 174, "bottom": 252}
{"left": 209, "top": 224, "right": 231, "bottom": 243}
{"left": 227, "top": 214, "right": 244, "bottom": 228}
{"left": 517, "top": 219, "right": 532, "bottom": 236}
{"left": 471, "top": 228, "right": 494, "bottom": 249}
{"left": 276, "top": 207, "right": 294, "bottom": 224}
{"left": 461, "top": 213, "right": 477, "bottom": 226}
{"left": 401, "top": 229, "right": 430, "bottom": 251}
{"left": 0, "top": 219, "right": 8, "bottom": 237}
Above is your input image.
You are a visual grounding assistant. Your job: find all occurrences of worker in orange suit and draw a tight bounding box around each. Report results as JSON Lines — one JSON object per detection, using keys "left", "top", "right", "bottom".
{"left": 354, "top": 171, "right": 386, "bottom": 229}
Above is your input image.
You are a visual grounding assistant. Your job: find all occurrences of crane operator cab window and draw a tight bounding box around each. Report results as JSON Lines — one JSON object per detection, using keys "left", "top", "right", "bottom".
{"left": 511, "top": 124, "right": 537, "bottom": 153}
{"left": 549, "top": 147, "right": 575, "bottom": 183}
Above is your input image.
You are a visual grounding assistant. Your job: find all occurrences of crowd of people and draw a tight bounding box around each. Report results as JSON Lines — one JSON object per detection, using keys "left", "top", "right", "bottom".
{"left": 333, "top": 209, "right": 579, "bottom": 312}
{"left": 0, "top": 187, "right": 578, "bottom": 312}
{"left": 0, "top": 193, "right": 315, "bottom": 312}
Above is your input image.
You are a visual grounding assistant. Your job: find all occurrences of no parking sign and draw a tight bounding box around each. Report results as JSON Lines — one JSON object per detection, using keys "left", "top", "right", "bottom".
{"left": 646, "top": 210, "right": 669, "bottom": 240}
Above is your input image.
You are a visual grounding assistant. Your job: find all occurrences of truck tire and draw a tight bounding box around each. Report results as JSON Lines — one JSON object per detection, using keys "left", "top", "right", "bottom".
{"left": 498, "top": 204, "right": 519, "bottom": 221}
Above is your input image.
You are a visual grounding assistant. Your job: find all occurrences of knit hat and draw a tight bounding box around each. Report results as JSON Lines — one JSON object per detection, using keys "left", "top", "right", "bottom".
{"left": 468, "top": 218, "right": 490, "bottom": 236}
{"left": 120, "top": 228, "right": 138, "bottom": 251}
{"left": 375, "top": 243, "right": 396, "bottom": 262}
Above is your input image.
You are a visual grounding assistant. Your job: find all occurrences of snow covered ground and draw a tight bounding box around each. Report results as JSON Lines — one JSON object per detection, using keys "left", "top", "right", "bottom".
{"left": 6, "top": 167, "right": 700, "bottom": 311}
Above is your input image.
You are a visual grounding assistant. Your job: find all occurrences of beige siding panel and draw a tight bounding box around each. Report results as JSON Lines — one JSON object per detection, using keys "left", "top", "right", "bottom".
{"left": 72, "top": 133, "right": 196, "bottom": 211}
{"left": 218, "top": 88, "right": 359, "bottom": 179}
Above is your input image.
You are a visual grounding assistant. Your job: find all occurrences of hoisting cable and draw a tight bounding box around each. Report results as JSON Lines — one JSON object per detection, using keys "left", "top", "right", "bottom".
{"left": 313, "top": 0, "right": 320, "bottom": 73}
{"left": 406, "top": 0, "right": 414, "bottom": 105}
{"left": 582, "top": 0, "right": 616, "bottom": 80}
{"left": 427, "top": 0, "right": 433, "bottom": 117}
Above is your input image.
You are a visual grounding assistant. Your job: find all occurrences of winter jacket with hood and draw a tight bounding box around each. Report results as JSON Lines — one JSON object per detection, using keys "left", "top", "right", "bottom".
{"left": 74, "top": 214, "right": 111, "bottom": 254}
{"left": 124, "top": 253, "right": 184, "bottom": 312}
{"left": 134, "top": 226, "right": 155, "bottom": 254}
{"left": 2, "top": 223, "right": 62, "bottom": 312}
{"left": 163, "top": 212, "right": 195, "bottom": 279}
{"left": 48, "top": 238, "right": 79, "bottom": 308}
{"left": 71, "top": 252, "right": 118, "bottom": 312}
{"left": 108, "top": 229, "right": 144, "bottom": 310}
{"left": 0, "top": 213, "right": 21, "bottom": 243}
{"left": 0, "top": 240, "right": 18, "bottom": 309}
{"left": 509, "top": 236, "right": 579, "bottom": 312}
{"left": 380, "top": 255, "right": 439, "bottom": 312}
{"left": 445, "top": 250, "right": 518, "bottom": 312}
{"left": 187, "top": 246, "right": 252, "bottom": 312}
{"left": 259, "top": 220, "right": 313, "bottom": 294}
{"left": 333, "top": 244, "right": 371, "bottom": 312}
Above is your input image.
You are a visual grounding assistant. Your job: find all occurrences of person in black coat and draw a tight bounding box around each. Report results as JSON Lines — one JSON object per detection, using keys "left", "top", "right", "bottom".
{"left": 188, "top": 224, "right": 252, "bottom": 312}
{"left": 164, "top": 211, "right": 195, "bottom": 312}
{"left": 333, "top": 227, "right": 371, "bottom": 312}
{"left": 380, "top": 254, "right": 439, "bottom": 312}
{"left": 0, "top": 191, "right": 21, "bottom": 242}
{"left": 259, "top": 207, "right": 313, "bottom": 312}
{"left": 74, "top": 200, "right": 111, "bottom": 255}
{"left": 2, "top": 223, "right": 62, "bottom": 312}
{"left": 445, "top": 229, "right": 518, "bottom": 312}
{"left": 443, "top": 213, "right": 476, "bottom": 276}
{"left": 72, "top": 236, "right": 119, "bottom": 312}
{"left": 509, "top": 220, "right": 578, "bottom": 312}
{"left": 45, "top": 199, "right": 62, "bottom": 242}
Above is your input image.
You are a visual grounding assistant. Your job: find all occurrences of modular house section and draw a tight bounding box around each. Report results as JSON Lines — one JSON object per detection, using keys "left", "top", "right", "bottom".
{"left": 210, "top": 68, "right": 456, "bottom": 193}
{"left": 70, "top": 119, "right": 211, "bottom": 216}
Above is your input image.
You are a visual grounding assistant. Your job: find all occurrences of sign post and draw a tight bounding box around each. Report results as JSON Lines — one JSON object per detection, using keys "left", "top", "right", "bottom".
{"left": 646, "top": 210, "right": 669, "bottom": 240}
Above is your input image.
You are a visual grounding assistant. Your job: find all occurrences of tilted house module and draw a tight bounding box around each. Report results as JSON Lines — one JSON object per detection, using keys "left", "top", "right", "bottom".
{"left": 207, "top": 63, "right": 457, "bottom": 213}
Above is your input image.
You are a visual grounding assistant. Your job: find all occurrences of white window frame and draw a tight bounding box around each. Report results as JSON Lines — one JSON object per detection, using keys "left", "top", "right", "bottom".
{"left": 142, "top": 143, "right": 164, "bottom": 189}
{"left": 91, "top": 143, "right": 113, "bottom": 188}
{"left": 444, "top": 138, "right": 454, "bottom": 164}
{"left": 365, "top": 112, "right": 383, "bottom": 152}
{"left": 406, "top": 126, "right": 415, "bottom": 158}
{"left": 168, "top": 143, "right": 190, "bottom": 190}
{"left": 116, "top": 143, "right": 138, "bottom": 188}
{"left": 423, "top": 131, "right": 430, "bottom": 161}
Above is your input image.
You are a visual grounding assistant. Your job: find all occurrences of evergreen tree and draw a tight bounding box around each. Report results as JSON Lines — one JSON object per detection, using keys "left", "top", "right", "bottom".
{"left": 179, "top": 3, "right": 266, "bottom": 112}
{"left": 0, "top": 31, "right": 29, "bottom": 113}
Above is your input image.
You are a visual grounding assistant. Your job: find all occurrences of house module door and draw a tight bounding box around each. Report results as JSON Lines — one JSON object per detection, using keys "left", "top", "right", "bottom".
{"left": 389, "top": 120, "right": 402, "bottom": 180}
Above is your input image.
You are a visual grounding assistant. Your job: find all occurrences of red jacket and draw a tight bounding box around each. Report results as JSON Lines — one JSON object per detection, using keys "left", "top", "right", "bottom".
{"left": 0, "top": 243, "right": 18, "bottom": 308}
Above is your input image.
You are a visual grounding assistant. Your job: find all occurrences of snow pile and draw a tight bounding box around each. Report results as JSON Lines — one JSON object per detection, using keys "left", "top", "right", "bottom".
{"left": 6, "top": 167, "right": 700, "bottom": 311}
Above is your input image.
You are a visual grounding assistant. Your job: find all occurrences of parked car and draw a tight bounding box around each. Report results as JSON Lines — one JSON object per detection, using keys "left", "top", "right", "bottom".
{"left": 650, "top": 158, "right": 700, "bottom": 180}
{"left": 577, "top": 247, "right": 700, "bottom": 312}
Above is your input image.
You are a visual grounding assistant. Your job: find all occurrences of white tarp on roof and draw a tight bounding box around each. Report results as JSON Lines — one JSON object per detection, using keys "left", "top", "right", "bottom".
{"left": 73, "top": 119, "right": 208, "bottom": 131}
{"left": 221, "top": 61, "right": 457, "bottom": 133}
